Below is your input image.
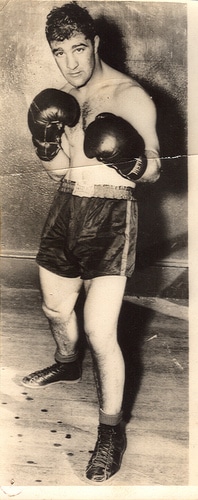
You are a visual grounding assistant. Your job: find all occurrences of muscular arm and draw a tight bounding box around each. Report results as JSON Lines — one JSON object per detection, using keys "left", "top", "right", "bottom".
{"left": 43, "top": 84, "right": 73, "bottom": 183}
{"left": 28, "top": 87, "right": 80, "bottom": 182}
{"left": 40, "top": 133, "right": 70, "bottom": 182}
{"left": 116, "top": 85, "right": 161, "bottom": 183}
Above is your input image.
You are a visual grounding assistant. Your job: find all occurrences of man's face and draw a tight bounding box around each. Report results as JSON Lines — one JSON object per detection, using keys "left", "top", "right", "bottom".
{"left": 50, "top": 34, "right": 99, "bottom": 88}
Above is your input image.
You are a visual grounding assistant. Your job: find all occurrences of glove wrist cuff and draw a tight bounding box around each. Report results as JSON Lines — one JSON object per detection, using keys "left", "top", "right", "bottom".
{"left": 36, "top": 143, "right": 62, "bottom": 162}
{"left": 126, "top": 155, "right": 147, "bottom": 181}
{"left": 110, "top": 155, "right": 147, "bottom": 181}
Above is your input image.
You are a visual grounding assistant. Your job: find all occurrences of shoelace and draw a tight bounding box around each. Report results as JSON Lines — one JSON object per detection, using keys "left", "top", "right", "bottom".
{"left": 27, "top": 364, "right": 61, "bottom": 381}
{"left": 90, "top": 429, "right": 115, "bottom": 468}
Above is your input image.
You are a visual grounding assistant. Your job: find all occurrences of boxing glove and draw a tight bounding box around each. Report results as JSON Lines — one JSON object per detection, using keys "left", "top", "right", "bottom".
{"left": 84, "top": 112, "right": 147, "bottom": 181}
{"left": 28, "top": 88, "right": 80, "bottom": 161}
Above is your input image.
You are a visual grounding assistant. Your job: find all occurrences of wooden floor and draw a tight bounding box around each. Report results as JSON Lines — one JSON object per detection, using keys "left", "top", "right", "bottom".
{"left": 1, "top": 286, "right": 188, "bottom": 488}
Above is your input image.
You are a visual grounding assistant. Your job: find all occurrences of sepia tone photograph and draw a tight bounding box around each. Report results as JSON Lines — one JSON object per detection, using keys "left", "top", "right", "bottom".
{"left": 0, "top": 0, "right": 196, "bottom": 498}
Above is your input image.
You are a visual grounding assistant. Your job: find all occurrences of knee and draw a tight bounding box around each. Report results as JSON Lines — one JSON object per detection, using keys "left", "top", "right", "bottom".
{"left": 84, "top": 316, "right": 99, "bottom": 343}
{"left": 85, "top": 333, "right": 107, "bottom": 357}
{"left": 84, "top": 320, "right": 116, "bottom": 355}
{"left": 42, "top": 301, "right": 67, "bottom": 322}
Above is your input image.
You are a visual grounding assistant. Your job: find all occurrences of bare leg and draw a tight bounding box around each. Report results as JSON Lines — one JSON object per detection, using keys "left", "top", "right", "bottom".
{"left": 84, "top": 276, "right": 127, "bottom": 483}
{"left": 84, "top": 275, "right": 126, "bottom": 415}
{"left": 39, "top": 266, "right": 82, "bottom": 360}
{"left": 22, "top": 267, "right": 83, "bottom": 387}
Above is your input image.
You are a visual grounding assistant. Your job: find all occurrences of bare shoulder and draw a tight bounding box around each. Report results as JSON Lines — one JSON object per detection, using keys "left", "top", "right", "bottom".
{"left": 102, "top": 64, "right": 155, "bottom": 114}
{"left": 101, "top": 64, "right": 139, "bottom": 91}
{"left": 116, "top": 79, "right": 155, "bottom": 112}
{"left": 104, "top": 68, "right": 159, "bottom": 149}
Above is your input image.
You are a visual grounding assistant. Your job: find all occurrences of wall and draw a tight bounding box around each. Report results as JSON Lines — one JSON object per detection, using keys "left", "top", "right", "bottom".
{"left": 0, "top": 1, "right": 187, "bottom": 290}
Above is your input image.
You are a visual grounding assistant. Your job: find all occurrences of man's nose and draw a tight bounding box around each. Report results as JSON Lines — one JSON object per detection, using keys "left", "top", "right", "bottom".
{"left": 66, "top": 54, "right": 78, "bottom": 70}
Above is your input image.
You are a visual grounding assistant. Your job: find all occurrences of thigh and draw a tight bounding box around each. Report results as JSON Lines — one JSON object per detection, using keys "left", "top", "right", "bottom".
{"left": 79, "top": 198, "right": 138, "bottom": 280}
{"left": 36, "top": 191, "right": 81, "bottom": 279}
{"left": 84, "top": 275, "right": 127, "bottom": 334}
{"left": 39, "top": 266, "right": 82, "bottom": 313}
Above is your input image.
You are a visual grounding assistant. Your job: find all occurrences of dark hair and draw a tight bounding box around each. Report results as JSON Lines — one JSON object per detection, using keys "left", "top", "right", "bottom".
{"left": 45, "top": 2, "right": 97, "bottom": 44}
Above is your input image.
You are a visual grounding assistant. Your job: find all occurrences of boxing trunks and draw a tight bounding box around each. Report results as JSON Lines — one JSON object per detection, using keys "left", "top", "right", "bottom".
{"left": 36, "top": 179, "right": 138, "bottom": 280}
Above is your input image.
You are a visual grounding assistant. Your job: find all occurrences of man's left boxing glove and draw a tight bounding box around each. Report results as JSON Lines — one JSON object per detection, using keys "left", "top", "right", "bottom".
{"left": 28, "top": 88, "right": 80, "bottom": 161}
{"left": 84, "top": 112, "right": 147, "bottom": 181}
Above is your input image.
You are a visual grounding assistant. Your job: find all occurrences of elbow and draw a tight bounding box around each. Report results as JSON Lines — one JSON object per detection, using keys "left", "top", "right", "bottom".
{"left": 147, "top": 169, "right": 161, "bottom": 183}
{"left": 143, "top": 155, "right": 161, "bottom": 183}
{"left": 139, "top": 161, "right": 161, "bottom": 184}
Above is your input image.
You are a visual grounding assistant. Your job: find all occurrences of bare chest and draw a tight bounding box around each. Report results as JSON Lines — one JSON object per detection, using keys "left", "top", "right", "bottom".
{"left": 65, "top": 87, "right": 118, "bottom": 149}
{"left": 81, "top": 89, "right": 116, "bottom": 129}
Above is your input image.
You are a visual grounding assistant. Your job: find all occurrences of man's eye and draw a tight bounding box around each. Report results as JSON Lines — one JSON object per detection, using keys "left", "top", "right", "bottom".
{"left": 56, "top": 51, "right": 64, "bottom": 57}
{"left": 75, "top": 48, "right": 84, "bottom": 53}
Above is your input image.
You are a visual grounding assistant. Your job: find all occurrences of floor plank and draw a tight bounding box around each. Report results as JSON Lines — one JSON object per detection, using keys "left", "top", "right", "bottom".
{"left": 1, "top": 287, "right": 188, "bottom": 486}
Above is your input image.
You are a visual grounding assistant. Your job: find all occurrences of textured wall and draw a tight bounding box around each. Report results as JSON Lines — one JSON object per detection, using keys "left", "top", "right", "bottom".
{"left": 0, "top": 0, "right": 187, "bottom": 266}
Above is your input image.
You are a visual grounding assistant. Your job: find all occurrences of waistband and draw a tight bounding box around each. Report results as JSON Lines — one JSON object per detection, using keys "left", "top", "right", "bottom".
{"left": 59, "top": 179, "right": 136, "bottom": 200}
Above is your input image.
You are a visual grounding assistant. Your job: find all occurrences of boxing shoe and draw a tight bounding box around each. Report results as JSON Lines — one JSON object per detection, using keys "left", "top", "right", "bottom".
{"left": 86, "top": 423, "right": 126, "bottom": 484}
{"left": 22, "top": 361, "right": 81, "bottom": 388}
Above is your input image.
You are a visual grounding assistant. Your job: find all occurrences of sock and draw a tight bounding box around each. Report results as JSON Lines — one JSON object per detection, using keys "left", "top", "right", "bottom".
{"left": 55, "top": 350, "right": 78, "bottom": 364}
{"left": 99, "top": 408, "right": 123, "bottom": 426}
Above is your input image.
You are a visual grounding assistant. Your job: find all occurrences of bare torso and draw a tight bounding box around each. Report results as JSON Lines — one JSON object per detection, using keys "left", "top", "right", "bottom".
{"left": 61, "top": 63, "right": 142, "bottom": 188}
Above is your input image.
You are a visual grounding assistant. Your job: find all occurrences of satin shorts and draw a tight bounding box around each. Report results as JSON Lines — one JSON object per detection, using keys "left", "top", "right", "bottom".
{"left": 36, "top": 179, "right": 138, "bottom": 280}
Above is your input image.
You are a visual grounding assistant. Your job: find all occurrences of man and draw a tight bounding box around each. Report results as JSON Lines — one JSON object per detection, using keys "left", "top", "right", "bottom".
{"left": 23, "top": 1, "right": 161, "bottom": 484}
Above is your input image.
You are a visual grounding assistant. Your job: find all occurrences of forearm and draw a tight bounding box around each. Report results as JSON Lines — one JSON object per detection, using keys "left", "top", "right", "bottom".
{"left": 135, "top": 149, "right": 161, "bottom": 184}
{"left": 41, "top": 149, "right": 70, "bottom": 182}
{"left": 28, "top": 88, "right": 80, "bottom": 182}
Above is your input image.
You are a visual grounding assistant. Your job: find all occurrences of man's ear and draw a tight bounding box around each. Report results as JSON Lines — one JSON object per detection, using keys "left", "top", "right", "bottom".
{"left": 94, "top": 35, "right": 100, "bottom": 54}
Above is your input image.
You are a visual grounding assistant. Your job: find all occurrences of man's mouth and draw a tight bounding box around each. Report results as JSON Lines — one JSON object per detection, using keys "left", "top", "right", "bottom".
{"left": 69, "top": 71, "right": 82, "bottom": 77}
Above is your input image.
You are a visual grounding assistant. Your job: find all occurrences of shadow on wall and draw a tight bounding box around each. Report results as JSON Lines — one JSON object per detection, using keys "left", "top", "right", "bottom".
{"left": 118, "top": 301, "right": 154, "bottom": 423}
{"left": 134, "top": 83, "right": 187, "bottom": 269}
{"left": 96, "top": 15, "right": 127, "bottom": 74}
{"left": 95, "top": 14, "right": 187, "bottom": 270}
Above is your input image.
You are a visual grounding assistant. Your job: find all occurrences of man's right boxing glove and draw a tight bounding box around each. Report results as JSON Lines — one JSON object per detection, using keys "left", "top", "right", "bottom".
{"left": 28, "top": 88, "right": 80, "bottom": 161}
{"left": 84, "top": 112, "right": 147, "bottom": 181}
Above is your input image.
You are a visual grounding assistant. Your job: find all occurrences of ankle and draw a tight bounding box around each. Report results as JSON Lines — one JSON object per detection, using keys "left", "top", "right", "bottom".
{"left": 99, "top": 408, "right": 123, "bottom": 426}
{"left": 54, "top": 350, "right": 79, "bottom": 364}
